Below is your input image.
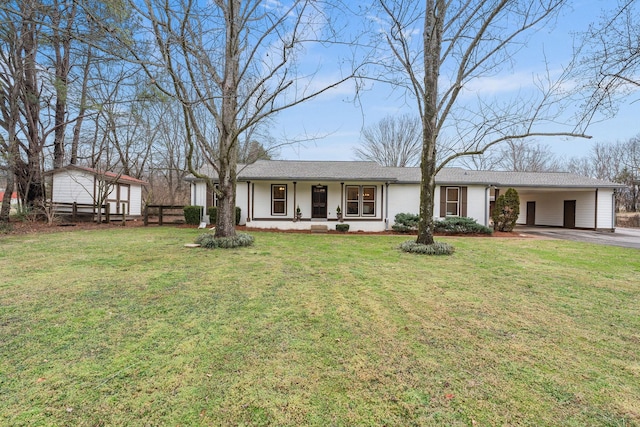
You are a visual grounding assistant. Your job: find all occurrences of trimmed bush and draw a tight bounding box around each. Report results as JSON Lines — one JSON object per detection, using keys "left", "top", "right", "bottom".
{"left": 195, "top": 232, "right": 255, "bottom": 249}
{"left": 492, "top": 188, "right": 520, "bottom": 232}
{"left": 206, "top": 206, "right": 241, "bottom": 225}
{"left": 335, "top": 224, "right": 350, "bottom": 232}
{"left": 399, "top": 240, "right": 455, "bottom": 255}
{"left": 208, "top": 206, "right": 217, "bottom": 224}
{"left": 434, "top": 216, "right": 493, "bottom": 235}
{"left": 183, "top": 205, "right": 202, "bottom": 225}
{"left": 392, "top": 212, "right": 419, "bottom": 233}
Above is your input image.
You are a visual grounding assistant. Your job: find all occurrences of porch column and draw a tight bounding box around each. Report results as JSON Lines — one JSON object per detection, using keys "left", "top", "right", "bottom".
{"left": 293, "top": 182, "right": 297, "bottom": 219}
{"left": 594, "top": 188, "right": 598, "bottom": 230}
{"left": 247, "top": 181, "right": 251, "bottom": 222}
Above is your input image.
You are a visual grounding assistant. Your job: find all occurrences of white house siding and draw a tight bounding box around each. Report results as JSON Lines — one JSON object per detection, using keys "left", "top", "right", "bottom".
{"left": 129, "top": 185, "right": 143, "bottom": 216}
{"left": 52, "top": 171, "right": 95, "bottom": 205}
{"left": 387, "top": 184, "right": 420, "bottom": 227}
{"left": 596, "top": 188, "right": 616, "bottom": 230}
{"left": 463, "top": 185, "right": 490, "bottom": 226}
{"left": 192, "top": 181, "right": 207, "bottom": 208}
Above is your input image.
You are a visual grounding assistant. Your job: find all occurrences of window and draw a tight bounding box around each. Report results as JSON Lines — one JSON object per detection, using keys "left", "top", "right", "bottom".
{"left": 345, "top": 185, "right": 376, "bottom": 217}
{"left": 207, "top": 183, "right": 219, "bottom": 207}
{"left": 346, "top": 186, "right": 360, "bottom": 215}
{"left": 271, "top": 184, "right": 287, "bottom": 215}
{"left": 446, "top": 187, "right": 459, "bottom": 216}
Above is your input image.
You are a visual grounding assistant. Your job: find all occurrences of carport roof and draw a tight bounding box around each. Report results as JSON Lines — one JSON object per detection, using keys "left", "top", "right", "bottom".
{"left": 187, "top": 160, "right": 623, "bottom": 188}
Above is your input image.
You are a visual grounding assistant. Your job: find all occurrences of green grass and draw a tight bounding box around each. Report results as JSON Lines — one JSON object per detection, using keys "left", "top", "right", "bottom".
{"left": 1, "top": 227, "right": 639, "bottom": 426}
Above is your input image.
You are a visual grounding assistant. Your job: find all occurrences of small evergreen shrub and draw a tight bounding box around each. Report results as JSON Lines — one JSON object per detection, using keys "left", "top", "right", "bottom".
{"left": 183, "top": 205, "right": 202, "bottom": 225}
{"left": 434, "top": 216, "right": 493, "bottom": 235}
{"left": 195, "top": 232, "right": 254, "bottom": 249}
{"left": 399, "top": 240, "right": 455, "bottom": 255}
{"left": 392, "top": 213, "right": 419, "bottom": 233}
{"left": 208, "top": 206, "right": 217, "bottom": 224}
{"left": 335, "top": 224, "right": 350, "bottom": 232}
{"left": 206, "top": 206, "right": 241, "bottom": 225}
{"left": 492, "top": 188, "right": 520, "bottom": 232}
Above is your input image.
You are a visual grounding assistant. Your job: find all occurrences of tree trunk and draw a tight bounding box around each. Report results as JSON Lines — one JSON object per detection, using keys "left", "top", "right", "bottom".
{"left": 52, "top": 0, "right": 76, "bottom": 169}
{"left": 215, "top": 160, "right": 237, "bottom": 238}
{"left": 20, "top": 3, "right": 45, "bottom": 207}
{"left": 0, "top": 171, "right": 15, "bottom": 222}
{"left": 417, "top": 155, "right": 437, "bottom": 245}
{"left": 214, "top": 0, "right": 240, "bottom": 238}
{"left": 416, "top": 0, "right": 443, "bottom": 246}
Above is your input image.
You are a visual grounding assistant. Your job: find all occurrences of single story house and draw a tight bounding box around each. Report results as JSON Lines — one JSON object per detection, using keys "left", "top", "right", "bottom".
{"left": 187, "top": 160, "right": 623, "bottom": 232}
{"left": 46, "top": 165, "right": 149, "bottom": 217}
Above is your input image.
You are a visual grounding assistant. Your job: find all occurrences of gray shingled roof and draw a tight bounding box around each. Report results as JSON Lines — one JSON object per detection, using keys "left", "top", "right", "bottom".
{"left": 188, "top": 160, "right": 622, "bottom": 189}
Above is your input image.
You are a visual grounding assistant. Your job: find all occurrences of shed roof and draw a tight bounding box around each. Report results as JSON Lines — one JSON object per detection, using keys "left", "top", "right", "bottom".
{"left": 46, "top": 165, "right": 149, "bottom": 186}
{"left": 188, "top": 160, "right": 622, "bottom": 189}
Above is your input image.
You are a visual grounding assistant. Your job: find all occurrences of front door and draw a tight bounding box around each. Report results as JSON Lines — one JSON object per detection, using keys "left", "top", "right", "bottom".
{"left": 526, "top": 201, "right": 536, "bottom": 226}
{"left": 312, "top": 186, "right": 328, "bottom": 218}
{"left": 564, "top": 200, "right": 576, "bottom": 228}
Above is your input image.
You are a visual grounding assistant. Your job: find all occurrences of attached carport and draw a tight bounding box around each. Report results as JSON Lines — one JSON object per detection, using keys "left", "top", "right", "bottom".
{"left": 500, "top": 186, "right": 618, "bottom": 231}
{"left": 478, "top": 171, "right": 625, "bottom": 232}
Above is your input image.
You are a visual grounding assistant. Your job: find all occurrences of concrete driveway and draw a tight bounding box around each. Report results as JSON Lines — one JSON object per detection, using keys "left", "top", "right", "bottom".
{"left": 516, "top": 226, "right": 640, "bottom": 249}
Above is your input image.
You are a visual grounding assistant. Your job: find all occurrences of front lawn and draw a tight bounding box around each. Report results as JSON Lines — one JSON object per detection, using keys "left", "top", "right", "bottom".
{"left": 1, "top": 227, "right": 638, "bottom": 426}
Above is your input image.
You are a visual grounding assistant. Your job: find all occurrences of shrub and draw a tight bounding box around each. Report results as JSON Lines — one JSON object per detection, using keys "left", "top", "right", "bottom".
{"left": 399, "top": 240, "right": 455, "bottom": 255}
{"left": 491, "top": 188, "right": 520, "bottom": 232}
{"left": 336, "top": 224, "right": 350, "bottom": 232}
{"left": 183, "top": 205, "right": 202, "bottom": 225}
{"left": 392, "top": 212, "right": 419, "bottom": 233}
{"left": 208, "top": 206, "right": 217, "bottom": 224}
{"left": 11, "top": 205, "right": 37, "bottom": 222}
{"left": 206, "top": 206, "right": 241, "bottom": 225}
{"left": 195, "top": 232, "right": 254, "bottom": 249}
{"left": 434, "top": 216, "right": 493, "bottom": 235}
{"left": 0, "top": 222, "right": 13, "bottom": 234}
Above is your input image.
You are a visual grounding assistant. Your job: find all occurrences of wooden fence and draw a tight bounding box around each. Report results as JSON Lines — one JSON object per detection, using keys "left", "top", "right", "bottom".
{"left": 143, "top": 205, "right": 186, "bottom": 226}
{"left": 45, "top": 202, "right": 127, "bottom": 223}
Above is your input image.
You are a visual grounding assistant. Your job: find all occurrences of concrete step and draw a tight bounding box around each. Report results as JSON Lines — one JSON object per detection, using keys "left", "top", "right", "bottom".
{"left": 310, "top": 224, "right": 329, "bottom": 233}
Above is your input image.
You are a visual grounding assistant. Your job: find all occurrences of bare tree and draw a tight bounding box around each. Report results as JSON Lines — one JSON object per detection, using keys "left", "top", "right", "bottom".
{"left": 576, "top": 0, "right": 640, "bottom": 125}
{"left": 354, "top": 114, "right": 421, "bottom": 167}
{"left": 458, "top": 141, "right": 563, "bottom": 172}
{"left": 123, "top": 0, "right": 364, "bottom": 238}
{"left": 372, "top": 0, "right": 591, "bottom": 245}
{"left": 494, "top": 141, "right": 564, "bottom": 172}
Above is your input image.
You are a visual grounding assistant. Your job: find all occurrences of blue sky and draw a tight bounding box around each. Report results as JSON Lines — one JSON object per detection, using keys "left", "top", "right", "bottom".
{"left": 269, "top": 0, "right": 640, "bottom": 164}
